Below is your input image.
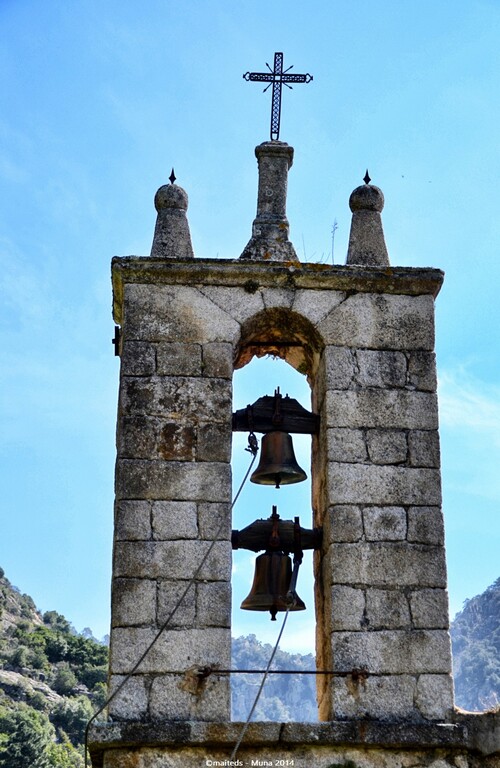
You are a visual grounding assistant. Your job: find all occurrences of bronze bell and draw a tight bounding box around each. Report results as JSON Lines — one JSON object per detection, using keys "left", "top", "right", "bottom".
{"left": 241, "top": 551, "right": 306, "bottom": 620}
{"left": 250, "top": 431, "right": 307, "bottom": 489}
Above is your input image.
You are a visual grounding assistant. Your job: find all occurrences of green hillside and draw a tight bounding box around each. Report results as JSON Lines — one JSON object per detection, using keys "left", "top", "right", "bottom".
{"left": 0, "top": 568, "right": 107, "bottom": 767}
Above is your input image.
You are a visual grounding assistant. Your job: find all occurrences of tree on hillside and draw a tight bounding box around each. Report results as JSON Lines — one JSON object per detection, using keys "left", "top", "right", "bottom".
{"left": 0, "top": 706, "right": 53, "bottom": 768}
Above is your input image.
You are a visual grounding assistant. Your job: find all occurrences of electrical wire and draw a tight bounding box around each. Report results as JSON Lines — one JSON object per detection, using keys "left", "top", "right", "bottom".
{"left": 84, "top": 438, "right": 259, "bottom": 768}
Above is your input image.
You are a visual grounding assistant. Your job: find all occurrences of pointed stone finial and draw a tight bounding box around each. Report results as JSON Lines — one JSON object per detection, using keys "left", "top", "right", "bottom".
{"left": 240, "top": 141, "right": 299, "bottom": 262}
{"left": 150, "top": 176, "right": 194, "bottom": 260}
{"left": 345, "top": 174, "right": 389, "bottom": 267}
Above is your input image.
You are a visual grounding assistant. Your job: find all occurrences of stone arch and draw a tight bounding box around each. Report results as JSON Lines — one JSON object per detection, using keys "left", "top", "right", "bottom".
{"left": 234, "top": 307, "right": 324, "bottom": 383}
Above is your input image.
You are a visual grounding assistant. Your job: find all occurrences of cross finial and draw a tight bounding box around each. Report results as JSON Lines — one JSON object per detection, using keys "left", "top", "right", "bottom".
{"left": 243, "top": 52, "right": 313, "bottom": 141}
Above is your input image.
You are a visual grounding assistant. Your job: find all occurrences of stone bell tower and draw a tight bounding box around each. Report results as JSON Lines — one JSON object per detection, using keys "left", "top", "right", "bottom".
{"left": 89, "top": 143, "right": 500, "bottom": 767}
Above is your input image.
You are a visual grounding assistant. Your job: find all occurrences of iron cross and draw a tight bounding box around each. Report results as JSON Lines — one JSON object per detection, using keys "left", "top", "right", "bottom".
{"left": 243, "top": 52, "right": 313, "bottom": 141}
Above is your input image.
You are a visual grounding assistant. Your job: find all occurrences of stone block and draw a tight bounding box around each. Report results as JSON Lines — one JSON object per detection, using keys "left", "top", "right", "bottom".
{"left": 197, "top": 582, "right": 231, "bottom": 627}
{"left": 292, "top": 288, "right": 346, "bottom": 324}
{"left": 197, "top": 422, "right": 232, "bottom": 462}
{"left": 322, "top": 346, "right": 356, "bottom": 389}
{"left": 363, "top": 506, "right": 407, "bottom": 541}
{"left": 149, "top": 672, "right": 230, "bottom": 721}
{"left": 124, "top": 284, "right": 241, "bottom": 343}
{"left": 410, "top": 589, "right": 449, "bottom": 629}
{"left": 112, "top": 578, "right": 156, "bottom": 627}
{"left": 324, "top": 389, "right": 438, "bottom": 429}
{"left": 202, "top": 342, "right": 234, "bottom": 378}
{"left": 332, "top": 674, "right": 417, "bottom": 721}
{"left": 156, "top": 342, "right": 202, "bottom": 376}
{"left": 197, "top": 502, "right": 232, "bottom": 540}
{"left": 119, "top": 416, "right": 198, "bottom": 461}
{"left": 114, "top": 500, "right": 151, "bottom": 541}
{"left": 261, "top": 287, "right": 294, "bottom": 308}
{"left": 331, "top": 629, "right": 452, "bottom": 674}
{"left": 198, "top": 285, "right": 265, "bottom": 324}
{"left": 326, "top": 505, "right": 363, "bottom": 542}
{"left": 157, "top": 580, "right": 196, "bottom": 627}
{"left": 120, "top": 376, "right": 232, "bottom": 423}
{"left": 114, "top": 540, "right": 231, "bottom": 582}
{"left": 365, "top": 588, "right": 411, "bottom": 629}
{"left": 416, "top": 674, "right": 454, "bottom": 719}
{"left": 318, "top": 293, "right": 436, "bottom": 350}
{"left": 116, "top": 460, "right": 231, "bottom": 502}
{"left": 366, "top": 429, "right": 408, "bottom": 465}
{"left": 121, "top": 341, "right": 156, "bottom": 376}
{"left": 327, "top": 429, "right": 367, "bottom": 463}
{"left": 408, "top": 430, "right": 440, "bottom": 468}
{"left": 356, "top": 350, "right": 407, "bottom": 388}
{"left": 407, "top": 506, "right": 444, "bottom": 545}
{"left": 328, "top": 463, "right": 441, "bottom": 506}
{"left": 328, "top": 542, "right": 447, "bottom": 588}
{"left": 151, "top": 501, "right": 198, "bottom": 540}
{"left": 107, "top": 674, "right": 148, "bottom": 720}
{"left": 110, "top": 627, "right": 230, "bottom": 674}
{"left": 408, "top": 351, "right": 437, "bottom": 391}
{"left": 330, "top": 586, "right": 365, "bottom": 630}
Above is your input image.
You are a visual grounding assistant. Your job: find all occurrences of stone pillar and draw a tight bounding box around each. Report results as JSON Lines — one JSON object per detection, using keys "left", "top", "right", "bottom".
{"left": 240, "top": 141, "right": 298, "bottom": 262}
{"left": 109, "top": 209, "right": 238, "bottom": 720}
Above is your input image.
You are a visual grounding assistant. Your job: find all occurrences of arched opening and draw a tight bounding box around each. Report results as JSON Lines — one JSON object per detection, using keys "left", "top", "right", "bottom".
{"left": 230, "top": 308, "right": 323, "bottom": 722}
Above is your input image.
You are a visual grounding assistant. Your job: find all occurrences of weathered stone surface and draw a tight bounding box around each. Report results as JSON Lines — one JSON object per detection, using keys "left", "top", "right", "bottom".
{"left": 328, "top": 464, "right": 441, "bottom": 505}
{"left": 116, "top": 460, "right": 231, "bottom": 502}
{"left": 325, "top": 542, "right": 447, "bottom": 588}
{"left": 408, "top": 430, "right": 440, "bottom": 468}
{"left": 113, "top": 540, "right": 231, "bottom": 581}
{"left": 330, "top": 586, "right": 365, "bottom": 630}
{"left": 198, "top": 285, "right": 264, "bottom": 324}
{"left": 331, "top": 630, "right": 452, "bottom": 674}
{"left": 332, "top": 675, "right": 416, "bottom": 721}
{"left": 151, "top": 501, "right": 198, "bottom": 540}
{"left": 363, "top": 506, "right": 407, "bottom": 541}
{"left": 410, "top": 589, "right": 449, "bottom": 629}
{"left": 149, "top": 673, "right": 230, "bottom": 721}
{"left": 356, "top": 350, "right": 407, "bottom": 388}
{"left": 201, "top": 342, "right": 234, "bottom": 379}
{"left": 407, "top": 506, "right": 444, "bottom": 545}
{"left": 123, "top": 284, "right": 240, "bottom": 343}
{"left": 197, "top": 582, "right": 231, "bottom": 627}
{"left": 150, "top": 182, "right": 194, "bottom": 260}
{"left": 110, "top": 627, "right": 230, "bottom": 674}
{"left": 197, "top": 422, "right": 232, "bottom": 462}
{"left": 322, "top": 346, "right": 356, "bottom": 389}
{"left": 119, "top": 416, "right": 197, "bottom": 461}
{"left": 292, "top": 288, "right": 346, "bottom": 325}
{"left": 408, "top": 351, "right": 437, "bottom": 391}
{"left": 366, "top": 429, "right": 408, "bottom": 465}
{"left": 121, "top": 341, "right": 156, "bottom": 376}
{"left": 326, "top": 505, "right": 363, "bottom": 542}
{"left": 327, "top": 428, "right": 367, "bottom": 463}
{"left": 365, "top": 588, "right": 411, "bottom": 629}
{"left": 120, "top": 376, "right": 232, "bottom": 423}
{"left": 197, "top": 502, "right": 232, "bottom": 540}
{"left": 324, "top": 389, "right": 438, "bottom": 429}
{"left": 156, "top": 342, "right": 202, "bottom": 376}
{"left": 261, "top": 286, "right": 295, "bottom": 308}
{"left": 115, "top": 500, "right": 151, "bottom": 541}
{"left": 107, "top": 674, "right": 148, "bottom": 720}
{"left": 157, "top": 580, "right": 196, "bottom": 627}
{"left": 112, "top": 578, "right": 156, "bottom": 627}
{"left": 318, "top": 293, "right": 436, "bottom": 350}
{"left": 416, "top": 674, "right": 454, "bottom": 719}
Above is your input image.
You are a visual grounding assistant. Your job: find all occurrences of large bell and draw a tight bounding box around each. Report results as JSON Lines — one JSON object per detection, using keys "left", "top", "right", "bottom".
{"left": 241, "top": 551, "right": 306, "bottom": 620}
{"left": 250, "top": 431, "right": 307, "bottom": 489}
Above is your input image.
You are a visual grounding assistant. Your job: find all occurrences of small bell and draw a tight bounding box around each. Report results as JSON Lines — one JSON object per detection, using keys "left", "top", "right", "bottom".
{"left": 250, "top": 431, "right": 307, "bottom": 489}
{"left": 241, "top": 551, "right": 306, "bottom": 620}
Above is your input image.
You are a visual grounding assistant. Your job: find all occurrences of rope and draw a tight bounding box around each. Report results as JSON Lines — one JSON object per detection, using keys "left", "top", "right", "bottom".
{"left": 230, "top": 606, "right": 291, "bottom": 761}
{"left": 84, "top": 438, "right": 259, "bottom": 768}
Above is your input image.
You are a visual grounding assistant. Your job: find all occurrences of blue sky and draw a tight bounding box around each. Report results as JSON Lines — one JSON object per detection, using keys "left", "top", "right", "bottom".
{"left": 0, "top": 0, "right": 499, "bottom": 653}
